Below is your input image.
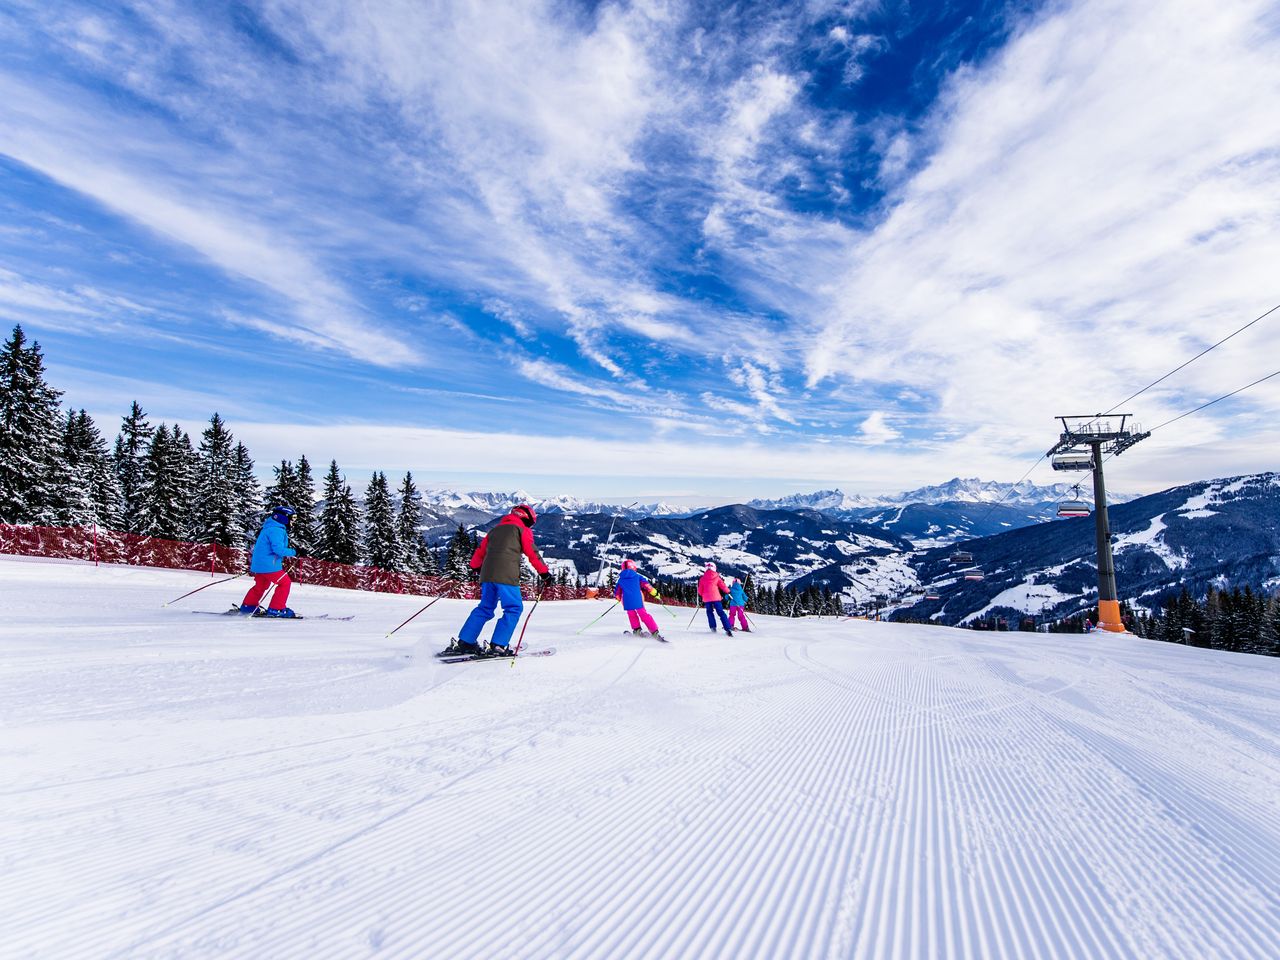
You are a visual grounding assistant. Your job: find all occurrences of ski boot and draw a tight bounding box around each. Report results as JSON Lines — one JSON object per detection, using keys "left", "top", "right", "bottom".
{"left": 481, "top": 644, "right": 517, "bottom": 659}
{"left": 649, "top": 630, "right": 667, "bottom": 642}
{"left": 723, "top": 628, "right": 734, "bottom": 637}
{"left": 631, "top": 628, "right": 646, "bottom": 636}
{"left": 437, "top": 638, "right": 482, "bottom": 658}
{"left": 258, "top": 607, "right": 298, "bottom": 618}
{"left": 238, "top": 604, "right": 259, "bottom": 615}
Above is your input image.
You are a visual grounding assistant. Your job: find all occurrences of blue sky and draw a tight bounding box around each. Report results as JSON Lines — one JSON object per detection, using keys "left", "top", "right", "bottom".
{"left": 1, "top": 0, "right": 1278, "bottom": 504}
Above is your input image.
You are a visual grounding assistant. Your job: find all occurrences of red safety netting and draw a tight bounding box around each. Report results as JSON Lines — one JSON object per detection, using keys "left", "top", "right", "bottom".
{"left": 0, "top": 524, "right": 590, "bottom": 601}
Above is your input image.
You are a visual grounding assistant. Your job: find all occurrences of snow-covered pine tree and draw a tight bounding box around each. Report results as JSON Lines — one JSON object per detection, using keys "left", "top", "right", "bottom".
{"left": 362, "top": 471, "right": 401, "bottom": 571}
{"left": 316, "top": 460, "right": 361, "bottom": 564}
{"left": 192, "top": 413, "right": 239, "bottom": 546}
{"left": 113, "top": 401, "right": 153, "bottom": 534}
{"left": 56, "top": 410, "right": 123, "bottom": 529}
{"left": 71, "top": 410, "right": 123, "bottom": 530}
{"left": 1235, "top": 586, "right": 1265, "bottom": 655}
{"left": 0, "top": 326, "right": 66, "bottom": 524}
{"left": 171, "top": 425, "right": 199, "bottom": 538}
{"left": 263, "top": 459, "right": 298, "bottom": 518}
{"left": 444, "top": 524, "right": 474, "bottom": 582}
{"left": 290, "top": 455, "right": 318, "bottom": 557}
{"left": 395, "top": 471, "right": 436, "bottom": 574}
{"left": 53, "top": 410, "right": 95, "bottom": 528}
{"left": 136, "top": 425, "right": 183, "bottom": 539}
{"left": 1261, "top": 594, "right": 1280, "bottom": 657}
{"left": 231, "top": 442, "right": 262, "bottom": 548}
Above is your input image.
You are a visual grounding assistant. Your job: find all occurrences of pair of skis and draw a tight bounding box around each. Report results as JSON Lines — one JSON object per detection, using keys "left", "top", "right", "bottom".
{"left": 435, "top": 646, "right": 556, "bottom": 664}
{"left": 192, "top": 608, "right": 355, "bottom": 622}
{"left": 623, "top": 630, "right": 671, "bottom": 644}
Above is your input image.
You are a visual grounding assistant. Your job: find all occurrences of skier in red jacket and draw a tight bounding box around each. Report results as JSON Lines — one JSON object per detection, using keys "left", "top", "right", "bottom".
{"left": 439, "top": 504, "right": 550, "bottom": 658}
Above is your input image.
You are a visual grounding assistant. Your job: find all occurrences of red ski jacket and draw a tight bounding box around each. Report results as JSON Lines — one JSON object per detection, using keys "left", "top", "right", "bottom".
{"left": 471, "top": 513, "right": 550, "bottom": 586}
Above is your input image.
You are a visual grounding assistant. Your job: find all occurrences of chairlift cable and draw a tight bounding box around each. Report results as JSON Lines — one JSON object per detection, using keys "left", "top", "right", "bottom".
{"left": 1145, "top": 367, "right": 1280, "bottom": 433}
{"left": 1103, "top": 300, "right": 1280, "bottom": 414}
{"left": 1097, "top": 365, "right": 1280, "bottom": 467}
{"left": 962, "top": 304, "right": 1277, "bottom": 546}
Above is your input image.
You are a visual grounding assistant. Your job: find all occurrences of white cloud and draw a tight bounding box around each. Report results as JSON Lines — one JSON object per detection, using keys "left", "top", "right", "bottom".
{"left": 858, "top": 411, "right": 900, "bottom": 444}
{"left": 796, "top": 0, "right": 1280, "bottom": 483}
{"left": 0, "top": 75, "right": 419, "bottom": 367}
{"left": 515, "top": 358, "right": 620, "bottom": 401}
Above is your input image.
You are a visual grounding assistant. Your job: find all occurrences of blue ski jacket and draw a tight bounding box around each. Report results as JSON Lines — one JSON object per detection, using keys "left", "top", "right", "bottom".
{"left": 728, "top": 582, "right": 748, "bottom": 607}
{"left": 614, "top": 568, "right": 655, "bottom": 611}
{"left": 250, "top": 516, "right": 296, "bottom": 574}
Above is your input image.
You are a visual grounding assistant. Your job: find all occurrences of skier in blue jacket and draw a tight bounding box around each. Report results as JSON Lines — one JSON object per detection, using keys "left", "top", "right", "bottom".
{"left": 727, "top": 577, "right": 750, "bottom": 632}
{"left": 614, "top": 559, "right": 664, "bottom": 640}
{"left": 239, "top": 505, "right": 298, "bottom": 617}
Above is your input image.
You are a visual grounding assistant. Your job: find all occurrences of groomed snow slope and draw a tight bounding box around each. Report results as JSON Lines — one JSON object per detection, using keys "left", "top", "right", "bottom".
{"left": 3, "top": 556, "right": 1279, "bottom": 960}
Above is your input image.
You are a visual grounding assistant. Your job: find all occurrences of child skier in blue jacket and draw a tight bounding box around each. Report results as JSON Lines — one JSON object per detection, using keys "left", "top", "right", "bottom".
{"left": 614, "top": 559, "right": 664, "bottom": 640}
{"left": 240, "top": 506, "right": 298, "bottom": 617}
{"left": 727, "top": 577, "right": 750, "bottom": 632}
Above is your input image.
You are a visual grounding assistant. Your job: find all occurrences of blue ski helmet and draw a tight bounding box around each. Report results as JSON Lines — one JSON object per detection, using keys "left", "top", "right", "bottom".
{"left": 271, "top": 505, "right": 296, "bottom": 524}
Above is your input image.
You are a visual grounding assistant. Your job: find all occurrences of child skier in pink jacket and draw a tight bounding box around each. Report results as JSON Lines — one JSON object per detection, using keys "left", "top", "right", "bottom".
{"left": 697, "top": 562, "right": 734, "bottom": 636}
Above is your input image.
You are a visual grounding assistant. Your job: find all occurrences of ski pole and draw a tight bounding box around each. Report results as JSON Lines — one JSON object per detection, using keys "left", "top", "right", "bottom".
{"left": 575, "top": 600, "right": 619, "bottom": 634}
{"left": 513, "top": 586, "right": 546, "bottom": 656}
{"left": 257, "top": 571, "right": 288, "bottom": 612}
{"left": 652, "top": 594, "right": 678, "bottom": 619}
{"left": 386, "top": 595, "right": 444, "bottom": 638}
{"left": 686, "top": 601, "right": 702, "bottom": 631}
{"left": 163, "top": 572, "right": 246, "bottom": 607}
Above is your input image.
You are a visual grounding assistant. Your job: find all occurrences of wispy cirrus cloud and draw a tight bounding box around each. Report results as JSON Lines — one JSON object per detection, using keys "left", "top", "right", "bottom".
{"left": 2, "top": 0, "right": 1278, "bottom": 497}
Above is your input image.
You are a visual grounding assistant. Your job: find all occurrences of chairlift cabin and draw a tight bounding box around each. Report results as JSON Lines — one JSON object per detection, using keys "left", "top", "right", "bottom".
{"left": 1051, "top": 450, "right": 1093, "bottom": 471}
{"left": 963, "top": 568, "right": 985, "bottom": 581}
{"left": 1056, "top": 499, "right": 1091, "bottom": 517}
{"left": 949, "top": 550, "right": 974, "bottom": 564}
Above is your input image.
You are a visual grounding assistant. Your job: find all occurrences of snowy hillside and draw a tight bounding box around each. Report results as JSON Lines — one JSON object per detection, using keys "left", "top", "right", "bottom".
{"left": 4, "top": 556, "right": 1279, "bottom": 959}
{"left": 507, "top": 505, "right": 919, "bottom": 602}
{"left": 747, "top": 479, "right": 1140, "bottom": 548}
{"left": 901, "top": 473, "right": 1280, "bottom": 625}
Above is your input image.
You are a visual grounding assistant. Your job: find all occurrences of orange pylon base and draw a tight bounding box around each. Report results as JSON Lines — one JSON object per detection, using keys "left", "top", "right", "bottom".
{"left": 1097, "top": 599, "right": 1125, "bottom": 633}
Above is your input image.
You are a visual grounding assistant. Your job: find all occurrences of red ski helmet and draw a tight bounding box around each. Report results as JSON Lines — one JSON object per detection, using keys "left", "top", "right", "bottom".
{"left": 706, "top": 562, "right": 716, "bottom": 571}
{"left": 511, "top": 503, "right": 537, "bottom": 527}
{"left": 621, "top": 558, "right": 637, "bottom": 570}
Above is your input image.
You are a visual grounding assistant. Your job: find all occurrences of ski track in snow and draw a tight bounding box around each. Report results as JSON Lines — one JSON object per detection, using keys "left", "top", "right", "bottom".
{"left": 2, "top": 557, "right": 1280, "bottom": 959}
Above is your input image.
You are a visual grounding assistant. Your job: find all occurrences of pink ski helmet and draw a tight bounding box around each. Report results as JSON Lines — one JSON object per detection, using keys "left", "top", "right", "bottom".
{"left": 706, "top": 562, "right": 716, "bottom": 571}
{"left": 622, "top": 558, "right": 637, "bottom": 571}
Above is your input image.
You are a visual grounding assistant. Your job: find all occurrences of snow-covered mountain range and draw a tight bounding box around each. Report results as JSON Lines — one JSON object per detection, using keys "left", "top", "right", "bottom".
{"left": 493, "top": 505, "right": 920, "bottom": 607}
{"left": 428, "top": 473, "right": 1277, "bottom": 622}
{"left": 748, "top": 478, "right": 1133, "bottom": 511}
{"left": 420, "top": 477, "right": 1135, "bottom": 541}
{"left": 420, "top": 490, "right": 683, "bottom": 521}
{"left": 417, "top": 478, "right": 1138, "bottom": 555}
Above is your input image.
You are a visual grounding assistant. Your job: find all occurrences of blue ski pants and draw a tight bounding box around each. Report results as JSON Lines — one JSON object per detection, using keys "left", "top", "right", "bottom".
{"left": 705, "top": 599, "right": 732, "bottom": 632}
{"left": 459, "top": 582, "right": 525, "bottom": 648}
